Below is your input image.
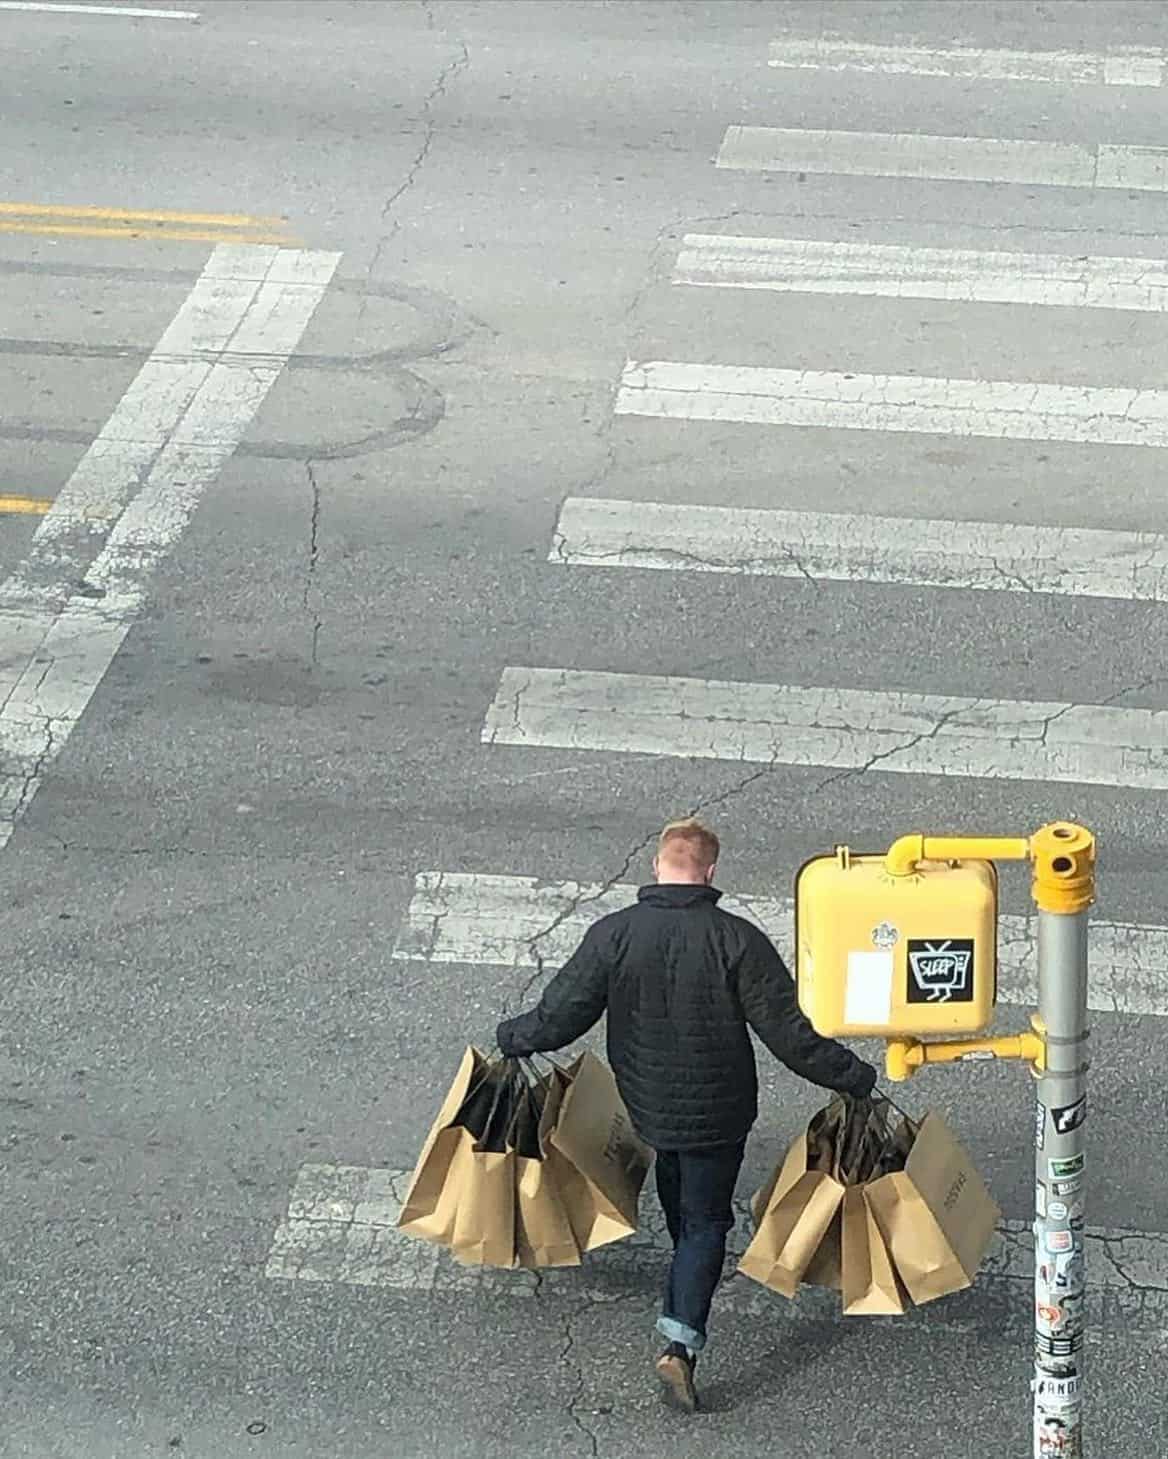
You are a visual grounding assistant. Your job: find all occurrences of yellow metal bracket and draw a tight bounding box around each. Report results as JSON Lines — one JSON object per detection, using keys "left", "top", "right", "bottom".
{"left": 886, "top": 1016, "right": 1047, "bottom": 1082}
{"left": 884, "top": 822, "right": 1095, "bottom": 914}
{"left": 883, "top": 833, "right": 1031, "bottom": 877}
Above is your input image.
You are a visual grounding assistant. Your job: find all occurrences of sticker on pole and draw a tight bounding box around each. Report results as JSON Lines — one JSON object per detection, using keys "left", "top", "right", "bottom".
{"left": 1035, "top": 1374, "right": 1080, "bottom": 1410}
{"left": 1050, "top": 1095, "right": 1087, "bottom": 1135}
{"left": 1036, "top": 1416, "right": 1076, "bottom": 1458}
{"left": 905, "top": 938, "right": 974, "bottom": 1003}
{"left": 1036, "top": 1330, "right": 1083, "bottom": 1359}
{"left": 1049, "top": 1153, "right": 1084, "bottom": 1181}
{"left": 1035, "top": 1104, "right": 1046, "bottom": 1151}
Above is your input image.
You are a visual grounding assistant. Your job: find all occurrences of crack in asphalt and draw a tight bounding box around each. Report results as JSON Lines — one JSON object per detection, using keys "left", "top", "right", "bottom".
{"left": 359, "top": 11, "right": 470, "bottom": 329}
{"left": 304, "top": 459, "right": 323, "bottom": 666}
{"left": 1095, "top": 1232, "right": 1168, "bottom": 1295}
{"left": 559, "top": 1303, "right": 601, "bottom": 1458}
{"left": 7, "top": 713, "right": 58, "bottom": 828}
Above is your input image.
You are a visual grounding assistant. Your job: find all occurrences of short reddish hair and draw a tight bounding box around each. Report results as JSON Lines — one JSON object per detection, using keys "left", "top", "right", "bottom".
{"left": 657, "top": 817, "right": 720, "bottom": 873}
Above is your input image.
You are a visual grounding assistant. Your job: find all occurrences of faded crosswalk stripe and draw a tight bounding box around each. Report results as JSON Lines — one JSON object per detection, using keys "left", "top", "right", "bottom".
{"left": 614, "top": 361, "right": 1168, "bottom": 449}
{"left": 673, "top": 235, "right": 1168, "bottom": 312}
{"left": 264, "top": 1161, "right": 1168, "bottom": 1328}
{"left": 483, "top": 669, "right": 1168, "bottom": 794}
{"left": 392, "top": 871, "right": 1168, "bottom": 1019}
{"left": 715, "top": 127, "right": 1168, "bottom": 193}
{"left": 551, "top": 498, "right": 1168, "bottom": 603}
{"left": 767, "top": 37, "right": 1166, "bottom": 88}
{"left": 0, "top": 245, "right": 340, "bottom": 848}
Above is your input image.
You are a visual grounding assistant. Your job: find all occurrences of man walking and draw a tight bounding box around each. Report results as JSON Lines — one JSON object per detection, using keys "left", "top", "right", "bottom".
{"left": 496, "top": 817, "right": 877, "bottom": 1413}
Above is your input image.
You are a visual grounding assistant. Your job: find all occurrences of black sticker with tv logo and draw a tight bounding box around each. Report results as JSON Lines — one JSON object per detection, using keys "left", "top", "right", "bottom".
{"left": 906, "top": 938, "right": 975, "bottom": 1003}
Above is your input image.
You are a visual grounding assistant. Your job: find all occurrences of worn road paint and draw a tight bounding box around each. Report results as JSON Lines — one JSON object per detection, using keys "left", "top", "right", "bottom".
{"left": 716, "top": 127, "right": 1168, "bottom": 193}
{"left": 767, "top": 38, "right": 1165, "bottom": 88}
{"left": 0, "top": 244, "right": 340, "bottom": 849}
{"left": 0, "top": 222, "right": 295, "bottom": 244}
{"left": 0, "top": 496, "right": 52, "bottom": 516}
{"left": 550, "top": 498, "right": 1168, "bottom": 603}
{"left": 673, "top": 234, "right": 1168, "bottom": 312}
{"left": 483, "top": 668, "right": 1168, "bottom": 793}
{"left": 615, "top": 360, "right": 1168, "bottom": 449}
{"left": 392, "top": 872, "right": 1168, "bottom": 1019}
{"left": 0, "top": 202, "right": 281, "bottom": 225}
{"left": 266, "top": 1161, "right": 1168, "bottom": 1330}
{"left": 0, "top": 202, "right": 291, "bottom": 244}
{"left": 0, "top": 2, "right": 199, "bottom": 17}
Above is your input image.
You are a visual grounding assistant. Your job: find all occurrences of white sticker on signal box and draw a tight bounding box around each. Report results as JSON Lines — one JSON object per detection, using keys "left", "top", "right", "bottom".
{"left": 844, "top": 950, "right": 893, "bottom": 1026}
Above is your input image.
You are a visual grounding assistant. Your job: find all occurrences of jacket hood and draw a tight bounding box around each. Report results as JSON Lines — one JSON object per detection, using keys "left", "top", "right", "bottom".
{"left": 637, "top": 883, "right": 722, "bottom": 908}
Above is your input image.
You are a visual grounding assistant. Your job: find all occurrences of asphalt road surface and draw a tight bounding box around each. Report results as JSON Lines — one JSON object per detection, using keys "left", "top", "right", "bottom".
{"left": 4, "top": 2, "right": 1168, "bottom": 1456}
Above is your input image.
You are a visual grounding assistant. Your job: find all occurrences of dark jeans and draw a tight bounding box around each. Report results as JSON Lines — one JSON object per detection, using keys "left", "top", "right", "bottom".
{"left": 653, "top": 1140, "right": 747, "bottom": 1353}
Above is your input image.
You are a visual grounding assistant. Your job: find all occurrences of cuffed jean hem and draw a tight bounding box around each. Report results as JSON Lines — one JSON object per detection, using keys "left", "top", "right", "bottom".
{"left": 656, "top": 1315, "right": 705, "bottom": 1352}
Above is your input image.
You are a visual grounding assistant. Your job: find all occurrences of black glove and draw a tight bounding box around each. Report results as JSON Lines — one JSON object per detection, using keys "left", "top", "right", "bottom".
{"left": 496, "top": 1019, "right": 519, "bottom": 1058}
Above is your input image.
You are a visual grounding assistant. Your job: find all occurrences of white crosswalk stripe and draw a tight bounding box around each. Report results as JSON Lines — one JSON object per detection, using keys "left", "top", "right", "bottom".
{"left": 615, "top": 361, "right": 1168, "bottom": 448}
{"left": 483, "top": 668, "right": 1168, "bottom": 794}
{"left": 551, "top": 498, "right": 1168, "bottom": 602}
{"left": 767, "top": 37, "right": 1166, "bottom": 88}
{"left": 716, "top": 127, "right": 1168, "bottom": 192}
{"left": 393, "top": 872, "right": 1168, "bottom": 1019}
{"left": 673, "top": 235, "right": 1168, "bottom": 312}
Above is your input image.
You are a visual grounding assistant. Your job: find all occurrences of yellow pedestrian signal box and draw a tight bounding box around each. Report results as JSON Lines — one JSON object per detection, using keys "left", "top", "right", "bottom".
{"left": 796, "top": 848, "right": 998, "bottom": 1038}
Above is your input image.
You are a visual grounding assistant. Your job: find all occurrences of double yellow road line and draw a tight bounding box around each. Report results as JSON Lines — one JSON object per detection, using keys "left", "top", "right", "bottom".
{"left": 0, "top": 201, "right": 298, "bottom": 245}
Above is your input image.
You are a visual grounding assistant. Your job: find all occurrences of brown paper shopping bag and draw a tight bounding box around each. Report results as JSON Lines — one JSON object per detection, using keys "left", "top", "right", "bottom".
{"left": 513, "top": 1071, "right": 583, "bottom": 1269}
{"left": 545, "top": 1053, "right": 652, "bottom": 1254}
{"left": 840, "top": 1186, "right": 908, "bottom": 1315}
{"left": 397, "top": 1047, "right": 518, "bottom": 1268}
{"left": 739, "top": 1101, "right": 847, "bottom": 1299}
{"left": 802, "top": 1207, "right": 842, "bottom": 1290}
{"left": 800, "top": 1098, "right": 909, "bottom": 1300}
{"left": 397, "top": 1046, "right": 487, "bottom": 1245}
{"left": 865, "top": 1111, "right": 1000, "bottom": 1306}
{"left": 446, "top": 1137, "right": 516, "bottom": 1267}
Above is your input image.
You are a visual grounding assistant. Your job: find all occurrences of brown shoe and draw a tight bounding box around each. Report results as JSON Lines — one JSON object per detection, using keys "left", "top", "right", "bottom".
{"left": 656, "top": 1345, "right": 699, "bottom": 1413}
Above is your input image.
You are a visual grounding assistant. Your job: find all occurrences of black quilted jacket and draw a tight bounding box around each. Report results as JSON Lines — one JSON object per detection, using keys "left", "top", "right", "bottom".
{"left": 496, "top": 883, "right": 876, "bottom": 1150}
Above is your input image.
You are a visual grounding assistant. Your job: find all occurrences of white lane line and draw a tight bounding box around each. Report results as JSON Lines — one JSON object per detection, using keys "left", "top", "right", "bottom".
{"left": 392, "top": 872, "right": 1168, "bottom": 1019}
{"left": 0, "top": 244, "right": 303, "bottom": 648}
{"left": 614, "top": 360, "right": 1168, "bottom": 450}
{"left": 266, "top": 1161, "right": 1168, "bottom": 1330}
{"left": 716, "top": 127, "right": 1168, "bottom": 193}
{"left": 0, "top": 2, "right": 199, "bottom": 16}
{"left": 483, "top": 668, "right": 1168, "bottom": 794}
{"left": 673, "top": 235, "right": 1168, "bottom": 313}
{"left": 767, "top": 37, "right": 1165, "bottom": 88}
{"left": 551, "top": 498, "right": 1168, "bottom": 604}
{"left": 0, "top": 245, "right": 340, "bottom": 849}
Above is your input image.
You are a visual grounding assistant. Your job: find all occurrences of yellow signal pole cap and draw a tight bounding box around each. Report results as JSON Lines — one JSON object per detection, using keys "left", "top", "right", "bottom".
{"left": 1030, "top": 822, "right": 1095, "bottom": 915}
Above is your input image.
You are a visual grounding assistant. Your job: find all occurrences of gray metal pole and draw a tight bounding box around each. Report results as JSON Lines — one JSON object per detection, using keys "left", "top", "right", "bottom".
{"left": 1033, "top": 906, "right": 1089, "bottom": 1459}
